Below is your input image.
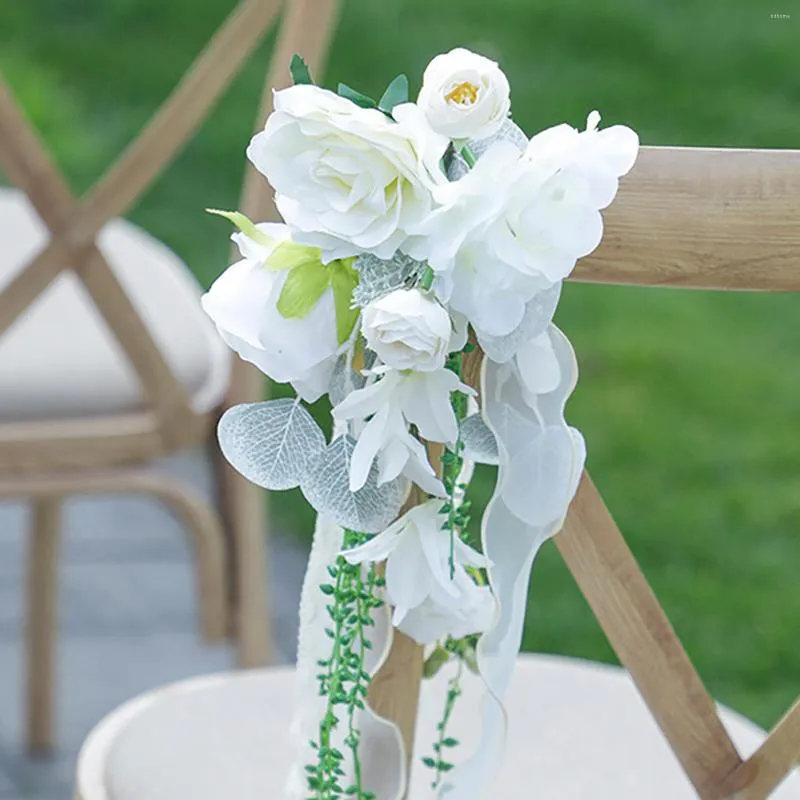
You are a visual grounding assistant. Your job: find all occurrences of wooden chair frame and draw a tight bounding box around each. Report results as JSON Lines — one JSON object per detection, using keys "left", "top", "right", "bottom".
{"left": 370, "top": 145, "right": 800, "bottom": 799}
{"left": 0, "top": 0, "right": 341, "bottom": 753}
{"left": 6, "top": 1, "right": 794, "bottom": 793}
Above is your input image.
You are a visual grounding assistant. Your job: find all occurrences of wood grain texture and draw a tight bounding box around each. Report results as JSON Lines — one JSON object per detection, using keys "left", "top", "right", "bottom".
{"left": 575, "top": 146, "right": 800, "bottom": 291}
{"left": 0, "top": 0, "right": 288, "bottom": 754}
{"left": 0, "top": 411, "right": 211, "bottom": 475}
{"left": 555, "top": 472, "right": 746, "bottom": 799}
{"left": 2, "top": 470, "right": 229, "bottom": 645}
{"left": 367, "top": 628, "right": 425, "bottom": 779}
{"left": 217, "top": 0, "right": 343, "bottom": 668}
{"left": 0, "top": 0, "right": 282, "bottom": 336}
{"left": 367, "top": 453, "right": 440, "bottom": 787}
{"left": 26, "top": 496, "right": 61, "bottom": 754}
{"left": 0, "top": 71, "right": 198, "bottom": 437}
{"left": 78, "top": 0, "right": 282, "bottom": 238}
{"left": 726, "top": 698, "right": 800, "bottom": 799}
{"left": 237, "top": 0, "right": 342, "bottom": 224}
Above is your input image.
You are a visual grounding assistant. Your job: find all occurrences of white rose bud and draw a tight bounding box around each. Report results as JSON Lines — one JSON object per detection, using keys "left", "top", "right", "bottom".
{"left": 362, "top": 288, "right": 452, "bottom": 372}
{"left": 417, "top": 47, "right": 511, "bottom": 142}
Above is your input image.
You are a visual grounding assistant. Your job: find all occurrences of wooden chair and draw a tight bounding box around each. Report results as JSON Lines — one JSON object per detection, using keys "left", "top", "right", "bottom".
{"left": 367, "top": 146, "right": 800, "bottom": 798}
{"left": 0, "top": 0, "right": 339, "bottom": 754}
{"left": 71, "top": 145, "right": 800, "bottom": 797}
{"left": 370, "top": 146, "right": 800, "bottom": 798}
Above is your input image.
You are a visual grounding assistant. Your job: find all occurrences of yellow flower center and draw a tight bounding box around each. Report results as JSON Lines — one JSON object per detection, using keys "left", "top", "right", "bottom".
{"left": 444, "top": 81, "right": 480, "bottom": 106}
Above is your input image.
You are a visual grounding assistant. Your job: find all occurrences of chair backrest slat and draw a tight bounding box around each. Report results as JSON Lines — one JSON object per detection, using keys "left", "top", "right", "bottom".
{"left": 574, "top": 145, "right": 800, "bottom": 291}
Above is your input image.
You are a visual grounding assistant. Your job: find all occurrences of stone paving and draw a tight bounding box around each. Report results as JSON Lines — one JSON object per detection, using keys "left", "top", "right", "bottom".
{"left": 0, "top": 448, "right": 307, "bottom": 799}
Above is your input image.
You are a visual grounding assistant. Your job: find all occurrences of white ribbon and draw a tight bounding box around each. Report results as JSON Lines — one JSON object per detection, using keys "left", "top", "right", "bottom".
{"left": 440, "top": 324, "right": 585, "bottom": 799}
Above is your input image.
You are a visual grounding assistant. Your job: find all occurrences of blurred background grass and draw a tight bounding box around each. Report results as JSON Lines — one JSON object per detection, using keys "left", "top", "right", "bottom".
{"left": 1, "top": 0, "right": 798, "bottom": 728}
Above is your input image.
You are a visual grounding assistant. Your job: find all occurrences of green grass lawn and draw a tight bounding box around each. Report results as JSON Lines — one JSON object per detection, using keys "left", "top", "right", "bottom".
{"left": 2, "top": 0, "right": 798, "bottom": 729}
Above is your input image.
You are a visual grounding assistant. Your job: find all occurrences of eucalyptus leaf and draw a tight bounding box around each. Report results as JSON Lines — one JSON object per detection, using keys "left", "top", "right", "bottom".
{"left": 352, "top": 251, "right": 425, "bottom": 308}
{"left": 468, "top": 119, "right": 529, "bottom": 159}
{"left": 445, "top": 119, "right": 529, "bottom": 181}
{"left": 446, "top": 152, "right": 470, "bottom": 181}
{"left": 379, "top": 74, "right": 409, "bottom": 113}
{"left": 460, "top": 414, "right": 500, "bottom": 466}
{"left": 301, "top": 435, "right": 407, "bottom": 533}
{"left": 218, "top": 399, "right": 326, "bottom": 491}
{"left": 338, "top": 83, "right": 377, "bottom": 109}
{"left": 289, "top": 53, "right": 313, "bottom": 85}
{"left": 328, "top": 351, "right": 366, "bottom": 407}
{"left": 276, "top": 260, "right": 329, "bottom": 319}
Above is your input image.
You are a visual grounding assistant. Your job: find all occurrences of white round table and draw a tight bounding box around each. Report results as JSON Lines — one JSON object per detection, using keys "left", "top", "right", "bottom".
{"left": 75, "top": 654, "right": 800, "bottom": 799}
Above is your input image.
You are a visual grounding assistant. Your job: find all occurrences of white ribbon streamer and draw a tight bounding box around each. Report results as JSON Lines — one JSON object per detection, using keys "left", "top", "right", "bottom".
{"left": 441, "top": 324, "right": 585, "bottom": 799}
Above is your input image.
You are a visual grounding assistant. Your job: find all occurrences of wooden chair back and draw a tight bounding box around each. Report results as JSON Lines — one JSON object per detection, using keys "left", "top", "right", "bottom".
{"left": 5, "top": 6, "right": 794, "bottom": 792}
{"left": 370, "top": 145, "right": 800, "bottom": 799}
{"left": 0, "top": 0, "right": 291, "bottom": 472}
{"left": 559, "top": 144, "right": 800, "bottom": 799}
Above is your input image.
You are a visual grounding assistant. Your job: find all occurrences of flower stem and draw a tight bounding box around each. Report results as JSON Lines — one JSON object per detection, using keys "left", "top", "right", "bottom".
{"left": 441, "top": 350, "right": 471, "bottom": 578}
{"left": 460, "top": 144, "right": 477, "bottom": 169}
{"left": 425, "top": 660, "right": 463, "bottom": 789}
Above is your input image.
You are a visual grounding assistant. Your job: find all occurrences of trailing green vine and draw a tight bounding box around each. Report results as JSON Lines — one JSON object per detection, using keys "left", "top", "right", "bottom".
{"left": 441, "top": 347, "right": 473, "bottom": 578}
{"left": 307, "top": 529, "right": 384, "bottom": 800}
{"left": 422, "top": 635, "right": 479, "bottom": 787}
{"left": 423, "top": 663, "right": 462, "bottom": 789}
{"left": 425, "top": 342, "right": 485, "bottom": 787}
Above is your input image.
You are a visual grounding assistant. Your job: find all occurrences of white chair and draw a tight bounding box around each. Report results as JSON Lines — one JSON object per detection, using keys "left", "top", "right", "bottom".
{"left": 73, "top": 653, "right": 800, "bottom": 799}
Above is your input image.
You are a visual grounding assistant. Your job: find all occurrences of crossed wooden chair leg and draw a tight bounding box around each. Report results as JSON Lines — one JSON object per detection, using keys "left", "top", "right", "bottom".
{"left": 7, "top": 474, "right": 229, "bottom": 754}
{"left": 556, "top": 471, "right": 800, "bottom": 800}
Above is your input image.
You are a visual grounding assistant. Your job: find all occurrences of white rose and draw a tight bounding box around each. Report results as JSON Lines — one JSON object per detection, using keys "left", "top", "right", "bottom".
{"left": 201, "top": 223, "right": 340, "bottom": 402}
{"left": 417, "top": 47, "right": 511, "bottom": 142}
{"left": 246, "top": 85, "right": 448, "bottom": 261}
{"left": 413, "top": 112, "right": 639, "bottom": 338}
{"left": 362, "top": 288, "right": 452, "bottom": 372}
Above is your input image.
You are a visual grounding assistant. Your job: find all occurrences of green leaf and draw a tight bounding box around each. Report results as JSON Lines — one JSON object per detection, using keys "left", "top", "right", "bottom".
{"left": 418, "top": 265, "right": 435, "bottom": 291}
{"left": 421, "top": 757, "right": 437, "bottom": 769}
{"left": 276, "top": 260, "right": 329, "bottom": 319}
{"left": 338, "top": 83, "right": 377, "bottom": 109}
{"left": 423, "top": 645, "right": 450, "bottom": 678}
{"left": 328, "top": 260, "right": 360, "bottom": 344}
{"left": 460, "top": 144, "right": 478, "bottom": 169}
{"left": 378, "top": 74, "right": 409, "bottom": 113}
{"left": 442, "top": 737, "right": 459, "bottom": 747}
{"left": 266, "top": 239, "right": 323, "bottom": 272}
{"left": 289, "top": 53, "right": 313, "bottom": 85}
{"left": 205, "top": 209, "right": 273, "bottom": 246}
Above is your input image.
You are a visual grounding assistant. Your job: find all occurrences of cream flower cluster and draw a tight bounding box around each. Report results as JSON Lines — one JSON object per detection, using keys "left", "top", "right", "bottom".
{"left": 202, "top": 47, "right": 638, "bottom": 647}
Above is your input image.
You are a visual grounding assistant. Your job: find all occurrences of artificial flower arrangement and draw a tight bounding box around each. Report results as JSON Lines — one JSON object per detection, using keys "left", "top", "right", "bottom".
{"left": 202, "top": 47, "right": 638, "bottom": 800}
